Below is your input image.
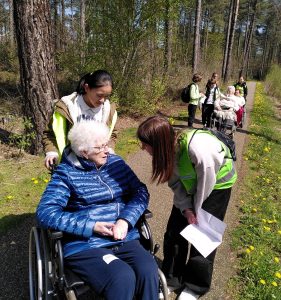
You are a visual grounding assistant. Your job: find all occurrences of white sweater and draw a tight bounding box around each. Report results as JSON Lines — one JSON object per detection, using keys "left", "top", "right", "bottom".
{"left": 168, "top": 133, "right": 226, "bottom": 215}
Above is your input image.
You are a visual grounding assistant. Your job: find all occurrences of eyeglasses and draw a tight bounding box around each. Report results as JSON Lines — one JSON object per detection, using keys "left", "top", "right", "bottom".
{"left": 90, "top": 143, "right": 109, "bottom": 153}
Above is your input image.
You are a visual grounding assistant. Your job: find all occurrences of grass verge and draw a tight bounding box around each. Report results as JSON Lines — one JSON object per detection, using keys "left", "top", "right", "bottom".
{"left": 0, "top": 155, "right": 49, "bottom": 234}
{"left": 231, "top": 82, "right": 281, "bottom": 299}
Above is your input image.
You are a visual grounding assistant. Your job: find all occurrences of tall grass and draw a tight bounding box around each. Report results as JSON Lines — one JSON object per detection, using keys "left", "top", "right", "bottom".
{"left": 264, "top": 65, "right": 281, "bottom": 100}
{"left": 231, "top": 83, "right": 281, "bottom": 299}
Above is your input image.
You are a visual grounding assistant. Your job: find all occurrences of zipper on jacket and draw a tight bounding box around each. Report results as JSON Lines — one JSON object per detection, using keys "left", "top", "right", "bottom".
{"left": 96, "top": 172, "right": 114, "bottom": 200}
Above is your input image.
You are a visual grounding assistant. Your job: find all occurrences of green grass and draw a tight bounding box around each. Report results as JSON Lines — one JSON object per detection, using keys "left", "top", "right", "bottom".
{"left": 231, "top": 82, "right": 281, "bottom": 299}
{"left": 0, "top": 155, "right": 50, "bottom": 234}
{"left": 115, "top": 127, "right": 139, "bottom": 159}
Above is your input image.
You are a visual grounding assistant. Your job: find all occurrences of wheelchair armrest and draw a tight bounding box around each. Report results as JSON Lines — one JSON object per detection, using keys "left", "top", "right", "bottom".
{"left": 143, "top": 209, "right": 153, "bottom": 219}
{"left": 49, "top": 230, "right": 63, "bottom": 240}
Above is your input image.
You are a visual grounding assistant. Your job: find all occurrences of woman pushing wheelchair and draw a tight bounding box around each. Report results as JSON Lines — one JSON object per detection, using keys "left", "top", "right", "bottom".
{"left": 36, "top": 120, "right": 158, "bottom": 300}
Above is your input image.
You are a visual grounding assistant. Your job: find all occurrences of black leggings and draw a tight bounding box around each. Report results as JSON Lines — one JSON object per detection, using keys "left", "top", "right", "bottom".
{"left": 162, "top": 188, "right": 232, "bottom": 295}
{"left": 202, "top": 104, "right": 214, "bottom": 127}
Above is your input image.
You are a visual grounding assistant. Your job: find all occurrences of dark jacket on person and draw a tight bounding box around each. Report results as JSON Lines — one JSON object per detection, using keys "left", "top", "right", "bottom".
{"left": 234, "top": 81, "right": 248, "bottom": 97}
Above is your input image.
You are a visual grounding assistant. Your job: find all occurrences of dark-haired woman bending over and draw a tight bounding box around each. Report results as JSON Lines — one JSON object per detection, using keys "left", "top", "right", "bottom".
{"left": 43, "top": 70, "right": 118, "bottom": 169}
{"left": 137, "top": 115, "right": 237, "bottom": 300}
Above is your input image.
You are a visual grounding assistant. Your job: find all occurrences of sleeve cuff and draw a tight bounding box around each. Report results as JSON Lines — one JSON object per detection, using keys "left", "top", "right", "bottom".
{"left": 83, "top": 220, "right": 96, "bottom": 237}
{"left": 45, "top": 151, "right": 59, "bottom": 158}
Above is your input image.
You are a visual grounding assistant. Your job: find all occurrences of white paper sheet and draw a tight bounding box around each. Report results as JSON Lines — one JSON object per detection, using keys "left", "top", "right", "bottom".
{"left": 180, "top": 207, "right": 227, "bottom": 258}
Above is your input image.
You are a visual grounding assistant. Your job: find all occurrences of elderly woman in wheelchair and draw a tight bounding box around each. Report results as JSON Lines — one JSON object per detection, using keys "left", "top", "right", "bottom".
{"left": 35, "top": 120, "right": 159, "bottom": 300}
{"left": 211, "top": 86, "right": 240, "bottom": 136}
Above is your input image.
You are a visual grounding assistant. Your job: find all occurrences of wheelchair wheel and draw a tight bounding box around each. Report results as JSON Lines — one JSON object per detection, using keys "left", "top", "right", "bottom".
{"left": 29, "top": 227, "right": 53, "bottom": 300}
{"left": 158, "top": 268, "right": 169, "bottom": 300}
{"left": 139, "top": 218, "right": 154, "bottom": 254}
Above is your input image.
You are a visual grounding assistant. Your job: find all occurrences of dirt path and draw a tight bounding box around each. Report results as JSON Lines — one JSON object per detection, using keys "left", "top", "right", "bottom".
{"left": 127, "top": 82, "right": 256, "bottom": 299}
{"left": 0, "top": 83, "right": 255, "bottom": 299}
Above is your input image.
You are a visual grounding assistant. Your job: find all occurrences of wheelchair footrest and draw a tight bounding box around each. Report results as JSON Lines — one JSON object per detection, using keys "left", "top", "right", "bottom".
{"left": 64, "top": 268, "right": 88, "bottom": 289}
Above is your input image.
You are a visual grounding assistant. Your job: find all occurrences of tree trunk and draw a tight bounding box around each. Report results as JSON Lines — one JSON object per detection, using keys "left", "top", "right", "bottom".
{"left": 61, "top": 0, "right": 65, "bottom": 50}
{"left": 9, "top": 0, "right": 14, "bottom": 47}
{"left": 53, "top": 0, "right": 60, "bottom": 51}
{"left": 242, "top": 1, "right": 250, "bottom": 60}
{"left": 164, "top": 0, "right": 172, "bottom": 74}
{"left": 222, "top": 0, "right": 233, "bottom": 79}
{"left": 80, "top": 0, "right": 86, "bottom": 64}
{"left": 192, "top": 0, "right": 202, "bottom": 73}
{"left": 278, "top": 43, "right": 281, "bottom": 64}
{"left": 202, "top": 8, "right": 210, "bottom": 62}
{"left": 13, "top": 0, "right": 58, "bottom": 154}
{"left": 224, "top": 0, "right": 239, "bottom": 83}
{"left": 260, "top": 30, "right": 269, "bottom": 79}
{"left": 240, "top": 0, "right": 258, "bottom": 77}
{"left": 236, "top": 23, "right": 241, "bottom": 60}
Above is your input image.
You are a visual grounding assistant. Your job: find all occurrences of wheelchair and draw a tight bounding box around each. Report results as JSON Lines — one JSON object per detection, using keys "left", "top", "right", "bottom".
{"left": 210, "top": 110, "right": 237, "bottom": 139}
{"left": 237, "top": 105, "right": 246, "bottom": 129}
{"left": 29, "top": 210, "right": 169, "bottom": 300}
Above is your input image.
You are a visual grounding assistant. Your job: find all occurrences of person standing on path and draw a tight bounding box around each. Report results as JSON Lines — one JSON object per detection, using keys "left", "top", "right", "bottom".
{"left": 187, "top": 74, "right": 204, "bottom": 128}
{"left": 137, "top": 115, "right": 237, "bottom": 300}
{"left": 234, "top": 76, "right": 248, "bottom": 102}
{"left": 43, "top": 70, "right": 118, "bottom": 170}
{"left": 202, "top": 78, "right": 220, "bottom": 128}
{"left": 205, "top": 72, "right": 219, "bottom": 89}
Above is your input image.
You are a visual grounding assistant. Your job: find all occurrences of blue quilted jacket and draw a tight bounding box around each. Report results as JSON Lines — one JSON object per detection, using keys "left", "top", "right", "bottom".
{"left": 36, "top": 148, "right": 149, "bottom": 257}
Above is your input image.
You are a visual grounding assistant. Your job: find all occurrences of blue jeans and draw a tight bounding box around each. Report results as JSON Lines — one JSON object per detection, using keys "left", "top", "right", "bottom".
{"left": 65, "top": 240, "right": 159, "bottom": 300}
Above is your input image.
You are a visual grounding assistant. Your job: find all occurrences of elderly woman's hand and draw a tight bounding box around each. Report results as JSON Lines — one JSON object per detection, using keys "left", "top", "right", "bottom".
{"left": 113, "top": 219, "right": 129, "bottom": 240}
{"left": 44, "top": 153, "right": 59, "bottom": 170}
{"left": 94, "top": 222, "right": 114, "bottom": 236}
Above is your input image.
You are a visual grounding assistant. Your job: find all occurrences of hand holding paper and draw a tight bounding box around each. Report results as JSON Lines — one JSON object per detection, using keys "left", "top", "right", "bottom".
{"left": 180, "top": 207, "right": 227, "bottom": 258}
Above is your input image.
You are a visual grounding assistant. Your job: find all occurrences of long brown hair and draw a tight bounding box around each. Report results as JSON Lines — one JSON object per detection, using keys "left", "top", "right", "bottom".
{"left": 137, "top": 115, "right": 175, "bottom": 184}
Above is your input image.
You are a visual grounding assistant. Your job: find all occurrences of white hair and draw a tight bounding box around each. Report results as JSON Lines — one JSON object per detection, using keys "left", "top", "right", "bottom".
{"left": 68, "top": 120, "right": 110, "bottom": 156}
{"left": 227, "top": 86, "right": 235, "bottom": 94}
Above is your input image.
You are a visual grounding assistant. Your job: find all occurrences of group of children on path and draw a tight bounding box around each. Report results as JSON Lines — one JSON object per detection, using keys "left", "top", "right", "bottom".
{"left": 38, "top": 70, "right": 240, "bottom": 300}
{"left": 186, "top": 72, "right": 248, "bottom": 129}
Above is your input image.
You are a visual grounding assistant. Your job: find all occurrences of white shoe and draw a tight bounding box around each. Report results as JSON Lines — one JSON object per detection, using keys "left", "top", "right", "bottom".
{"left": 177, "top": 287, "right": 200, "bottom": 300}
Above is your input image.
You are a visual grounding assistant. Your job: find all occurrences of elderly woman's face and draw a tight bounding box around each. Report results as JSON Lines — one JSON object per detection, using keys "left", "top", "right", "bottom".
{"left": 228, "top": 88, "right": 235, "bottom": 95}
{"left": 86, "top": 139, "right": 110, "bottom": 167}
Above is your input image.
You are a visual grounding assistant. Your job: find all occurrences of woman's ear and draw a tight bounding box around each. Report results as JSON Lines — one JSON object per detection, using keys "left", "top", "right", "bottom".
{"left": 81, "top": 150, "right": 89, "bottom": 160}
{"left": 84, "top": 83, "right": 89, "bottom": 93}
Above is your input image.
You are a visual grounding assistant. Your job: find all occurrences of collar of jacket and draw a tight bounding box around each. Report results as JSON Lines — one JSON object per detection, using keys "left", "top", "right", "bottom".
{"left": 61, "top": 146, "right": 110, "bottom": 171}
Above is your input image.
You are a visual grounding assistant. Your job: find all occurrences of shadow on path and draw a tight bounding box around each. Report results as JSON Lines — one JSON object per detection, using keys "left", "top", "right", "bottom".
{"left": 0, "top": 214, "right": 35, "bottom": 299}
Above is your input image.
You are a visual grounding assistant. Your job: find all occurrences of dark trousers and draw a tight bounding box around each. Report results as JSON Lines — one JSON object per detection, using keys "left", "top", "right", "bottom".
{"left": 188, "top": 104, "right": 198, "bottom": 127}
{"left": 162, "top": 188, "right": 232, "bottom": 295}
{"left": 65, "top": 240, "right": 159, "bottom": 300}
{"left": 202, "top": 104, "right": 214, "bottom": 127}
